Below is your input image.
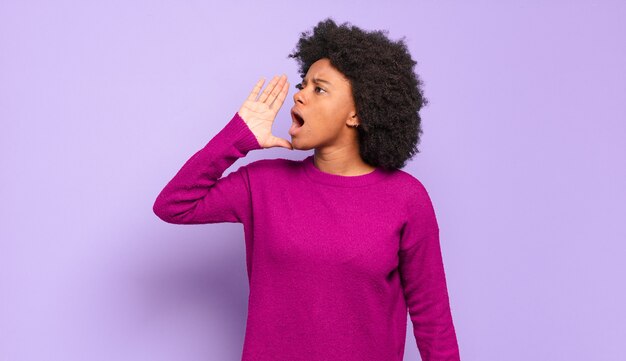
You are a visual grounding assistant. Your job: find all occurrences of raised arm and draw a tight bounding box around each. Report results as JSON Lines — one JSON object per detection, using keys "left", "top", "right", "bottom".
{"left": 152, "top": 74, "right": 292, "bottom": 224}
{"left": 398, "top": 186, "right": 461, "bottom": 360}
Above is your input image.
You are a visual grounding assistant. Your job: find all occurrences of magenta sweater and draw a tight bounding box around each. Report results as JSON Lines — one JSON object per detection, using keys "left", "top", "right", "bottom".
{"left": 153, "top": 112, "right": 461, "bottom": 361}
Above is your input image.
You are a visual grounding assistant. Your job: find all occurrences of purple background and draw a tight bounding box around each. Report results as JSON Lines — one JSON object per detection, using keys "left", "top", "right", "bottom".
{"left": 2, "top": 1, "right": 625, "bottom": 360}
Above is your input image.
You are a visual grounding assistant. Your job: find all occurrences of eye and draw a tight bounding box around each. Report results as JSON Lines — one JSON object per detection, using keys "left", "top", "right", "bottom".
{"left": 295, "top": 82, "right": 326, "bottom": 94}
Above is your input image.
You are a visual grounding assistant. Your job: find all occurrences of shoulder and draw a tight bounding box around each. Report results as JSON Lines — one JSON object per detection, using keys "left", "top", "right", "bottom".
{"left": 242, "top": 157, "right": 304, "bottom": 177}
{"left": 247, "top": 157, "right": 300, "bottom": 169}
{"left": 384, "top": 168, "right": 433, "bottom": 202}
{"left": 385, "top": 168, "right": 439, "bottom": 227}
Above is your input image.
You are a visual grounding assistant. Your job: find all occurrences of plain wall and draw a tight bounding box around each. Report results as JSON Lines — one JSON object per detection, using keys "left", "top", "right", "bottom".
{"left": 1, "top": 1, "right": 625, "bottom": 360}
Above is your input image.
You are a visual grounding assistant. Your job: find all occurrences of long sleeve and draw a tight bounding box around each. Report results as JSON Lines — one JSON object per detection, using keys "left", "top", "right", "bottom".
{"left": 152, "top": 112, "right": 262, "bottom": 225}
{"left": 398, "top": 190, "right": 461, "bottom": 360}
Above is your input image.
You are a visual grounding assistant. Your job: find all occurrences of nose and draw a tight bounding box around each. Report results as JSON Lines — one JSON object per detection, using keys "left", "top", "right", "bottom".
{"left": 293, "top": 89, "right": 304, "bottom": 105}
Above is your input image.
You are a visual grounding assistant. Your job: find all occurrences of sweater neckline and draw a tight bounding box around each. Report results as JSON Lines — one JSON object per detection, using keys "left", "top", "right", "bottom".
{"left": 303, "top": 155, "right": 387, "bottom": 187}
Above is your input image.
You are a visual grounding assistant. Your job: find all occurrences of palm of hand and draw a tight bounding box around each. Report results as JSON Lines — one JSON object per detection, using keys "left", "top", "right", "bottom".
{"left": 237, "top": 74, "right": 292, "bottom": 150}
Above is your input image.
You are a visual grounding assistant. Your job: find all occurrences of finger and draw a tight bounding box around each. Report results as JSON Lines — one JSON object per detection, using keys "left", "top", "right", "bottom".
{"left": 263, "top": 74, "right": 286, "bottom": 105}
{"left": 269, "top": 135, "right": 293, "bottom": 150}
{"left": 257, "top": 75, "right": 280, "bottom": 103}
{"left": 267, "top": 75, "right": 287, "bottom": 106}
{"left": 247, "top": 77, "right": 265, "bottom": 102}
{"left": 265, "top": 75, "right": 286, "bottom": 109}
{"left": 269, "top": 80, "right": 289, "bottom": 111}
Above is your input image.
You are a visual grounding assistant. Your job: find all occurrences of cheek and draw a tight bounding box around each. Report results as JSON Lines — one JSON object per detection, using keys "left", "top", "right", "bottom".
{"left": 317, "top": 116, "right": 345, "bottom": 137}
{"left": 308, "top": 100, "right": 348, "bottom": 132}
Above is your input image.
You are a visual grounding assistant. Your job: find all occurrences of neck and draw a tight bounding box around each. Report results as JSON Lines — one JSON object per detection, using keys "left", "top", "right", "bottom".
{"left": 312, "top": 148, "right": 376, "bottom": 176}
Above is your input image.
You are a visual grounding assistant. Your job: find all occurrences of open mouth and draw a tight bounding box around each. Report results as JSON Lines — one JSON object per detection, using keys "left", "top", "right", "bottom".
{"left": 292, "top": 111, "right": 305, "bottom": 127}
{"left": 289, "top": 110, "right": 305, "bottom": 136}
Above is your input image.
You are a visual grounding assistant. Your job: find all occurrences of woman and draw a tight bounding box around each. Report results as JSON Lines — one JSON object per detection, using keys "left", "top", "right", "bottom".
{"left": 153, "top": 18, "right": 460, "bottom": 361}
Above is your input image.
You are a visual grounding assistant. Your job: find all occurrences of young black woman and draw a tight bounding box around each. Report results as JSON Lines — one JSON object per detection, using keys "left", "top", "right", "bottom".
{"left": 154, "top": 17, "right": 461, "bottom": 361}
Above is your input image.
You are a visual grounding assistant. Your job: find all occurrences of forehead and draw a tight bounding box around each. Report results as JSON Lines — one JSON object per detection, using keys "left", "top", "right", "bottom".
{"left": 305, "top": 58, "right": 349, "bottom": 84}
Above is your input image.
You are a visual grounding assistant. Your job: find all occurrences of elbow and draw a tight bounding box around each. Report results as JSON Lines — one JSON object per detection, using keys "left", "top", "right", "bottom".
{"left": 152, "top": 197, "right": 178, "bottom": 224}
{"left": 152, "top": 196, "right": 195, "bottom": 224}
{"left": 152, "top": 199, "right": 169, "bottom": 222}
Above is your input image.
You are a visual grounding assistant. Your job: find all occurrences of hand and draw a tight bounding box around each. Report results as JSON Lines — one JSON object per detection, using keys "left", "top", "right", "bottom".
{"left": 238, "top": 74, "right": 292, "bottom": 150}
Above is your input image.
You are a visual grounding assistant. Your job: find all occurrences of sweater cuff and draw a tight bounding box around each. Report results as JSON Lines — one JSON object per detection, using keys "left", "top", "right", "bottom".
{"left": 224, "top": 112, "right": 263, "bottom": 152}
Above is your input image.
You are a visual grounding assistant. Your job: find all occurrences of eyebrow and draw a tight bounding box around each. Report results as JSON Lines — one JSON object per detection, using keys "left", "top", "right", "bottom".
{"left": 302, "top": 77, "right": 333, "bottom": 87}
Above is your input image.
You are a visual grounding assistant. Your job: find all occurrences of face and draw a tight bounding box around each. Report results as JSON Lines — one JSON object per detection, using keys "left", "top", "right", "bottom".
{"left": 289, "top": 58, "right": 358, "bottom": 150}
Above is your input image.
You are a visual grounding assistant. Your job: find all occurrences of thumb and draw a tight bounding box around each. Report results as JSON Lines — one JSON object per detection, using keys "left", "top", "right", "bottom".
{"left": 267, "top": 135, "right": 293, "bottom": 150}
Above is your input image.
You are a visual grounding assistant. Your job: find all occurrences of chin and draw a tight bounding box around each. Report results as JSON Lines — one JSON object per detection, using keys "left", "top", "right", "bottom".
{"left": 290, "top": 138, "right": 315, "bottom": 151}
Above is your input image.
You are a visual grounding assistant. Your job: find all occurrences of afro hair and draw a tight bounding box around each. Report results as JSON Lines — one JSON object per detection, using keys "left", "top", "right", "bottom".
{"left": 287, "top": 17, "right": 429, "bottom": 170}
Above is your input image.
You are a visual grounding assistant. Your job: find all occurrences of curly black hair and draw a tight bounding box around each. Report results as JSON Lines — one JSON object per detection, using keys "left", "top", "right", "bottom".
{"left": 287, "top": 17, "right": 429, "bottom": 170}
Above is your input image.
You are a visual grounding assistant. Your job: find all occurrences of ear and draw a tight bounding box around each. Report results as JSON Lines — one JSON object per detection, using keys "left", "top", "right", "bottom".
{"left": 347, "top": 113, "right": 360, "bottom": 127}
